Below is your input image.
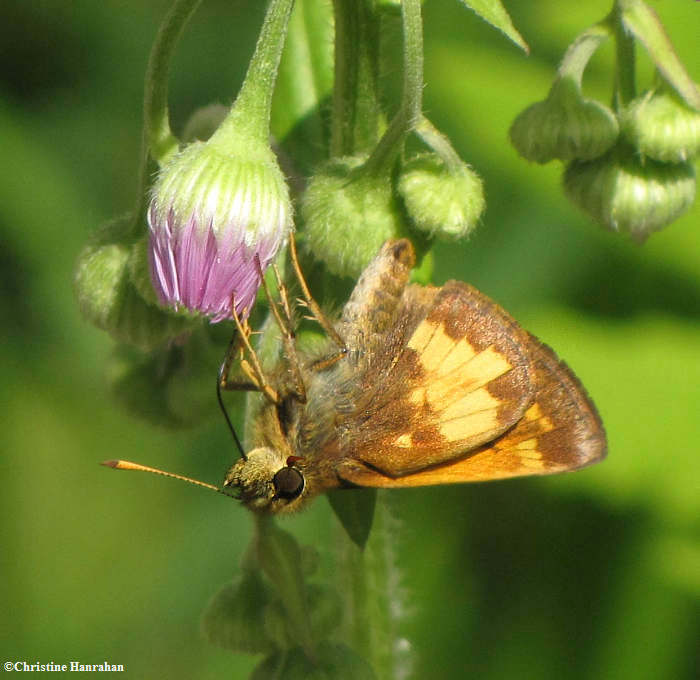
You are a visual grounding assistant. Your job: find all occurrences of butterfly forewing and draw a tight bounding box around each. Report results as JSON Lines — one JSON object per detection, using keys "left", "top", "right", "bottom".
{"left": 336, "top": 281, "right": 538, "bottom": 477}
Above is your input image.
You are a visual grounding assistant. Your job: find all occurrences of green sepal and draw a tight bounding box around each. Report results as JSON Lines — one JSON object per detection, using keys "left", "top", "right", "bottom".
{"left": 150, "top": 138, "right": 292, "bottom": 244}
{"left": 327, "top": 489, "right": 377, "bottom": 550}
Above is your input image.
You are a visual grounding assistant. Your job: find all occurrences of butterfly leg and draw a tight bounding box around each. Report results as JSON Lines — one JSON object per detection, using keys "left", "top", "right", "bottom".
{"left": 215, "top": 328, "right": 261, "bottom": 460}
{"left": 289, "top": 232, "right": 347, "bottom": 352}
{"left": 257, "top": 259, "right": 307, "bottom": 403}
{"left": 217, "top": 328, "right": 260, "bottom": 393}
{"left": 223, "top": 301, "right": 280, "bottom": 405}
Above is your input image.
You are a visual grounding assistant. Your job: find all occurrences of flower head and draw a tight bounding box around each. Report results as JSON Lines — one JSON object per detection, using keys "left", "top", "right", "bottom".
{"left": 148, "top": 140, "right": 292, "bottom": 322}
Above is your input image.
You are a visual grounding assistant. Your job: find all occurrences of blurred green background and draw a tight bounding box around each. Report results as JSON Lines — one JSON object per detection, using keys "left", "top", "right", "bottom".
{"left": 1, "top": 0, "right": 698, "bottom": 678}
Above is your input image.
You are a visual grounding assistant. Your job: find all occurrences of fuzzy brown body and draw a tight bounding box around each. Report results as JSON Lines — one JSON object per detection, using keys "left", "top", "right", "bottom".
{"left": 225, "top": 240, "right": 606, "bottom": 514}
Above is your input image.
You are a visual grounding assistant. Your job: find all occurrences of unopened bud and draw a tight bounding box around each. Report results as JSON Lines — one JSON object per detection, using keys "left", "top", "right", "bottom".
{"left": 301, "top": 156, "right": 401, "bottom": 277}
{"left": 74, "top": 216, "right": 190, "bottom": 351}
{"left": 510, "top": 77, "right": 619, "bottom": 164}
{"left": 622, "top": 87, "right": 700, "bottom": 163}
{"left": 398, "top": 152, "right": 484, "bottom": 238}
{"left": 564, "top": 145, "right": 696, "bottom": 242}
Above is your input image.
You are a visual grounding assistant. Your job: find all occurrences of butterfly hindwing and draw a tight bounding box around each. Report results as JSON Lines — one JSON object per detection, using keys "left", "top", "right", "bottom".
{"left": 337, "top": 329, "right": 606, "bottom": 488}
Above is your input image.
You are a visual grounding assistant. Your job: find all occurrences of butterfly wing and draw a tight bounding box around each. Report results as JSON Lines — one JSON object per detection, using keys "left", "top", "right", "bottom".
{"left": 333, "top": 281, "right": 540, "bottom": 477}
{"left": 337, "top": 330, "right": 606, "bottom": 487}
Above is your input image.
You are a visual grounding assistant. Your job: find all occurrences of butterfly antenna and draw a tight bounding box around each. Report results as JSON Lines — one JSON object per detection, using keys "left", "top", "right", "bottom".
{"left": 101, "top": 459, "right": 236, "bottom": 497}
{"left": 217, "top": 351, "right": 247, "bottom": 461}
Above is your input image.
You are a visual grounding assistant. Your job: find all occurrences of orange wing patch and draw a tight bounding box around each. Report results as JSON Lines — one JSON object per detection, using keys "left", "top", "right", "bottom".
{"left": 405, "top": 321, "right": 516, "bottom": 443}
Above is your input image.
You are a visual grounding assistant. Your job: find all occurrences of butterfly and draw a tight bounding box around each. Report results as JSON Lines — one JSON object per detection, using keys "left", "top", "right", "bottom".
{"left": 105, "top": 237, "right": 606, "bottom": 517}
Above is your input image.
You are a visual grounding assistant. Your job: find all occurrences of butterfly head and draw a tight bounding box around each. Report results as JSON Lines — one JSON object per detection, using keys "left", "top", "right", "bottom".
{"left": 224, "top": 448, "right": 307, "bottom": 514}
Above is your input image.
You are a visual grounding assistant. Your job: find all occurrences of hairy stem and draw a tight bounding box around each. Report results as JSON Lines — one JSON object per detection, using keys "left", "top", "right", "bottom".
{"left": 331, "top": 0, "right": 382, "bottom": 156}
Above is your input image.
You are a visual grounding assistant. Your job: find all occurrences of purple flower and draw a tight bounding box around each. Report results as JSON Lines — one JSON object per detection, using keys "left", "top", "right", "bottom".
{"left": 147, "top": 141, "right": 292, "bottom": 322}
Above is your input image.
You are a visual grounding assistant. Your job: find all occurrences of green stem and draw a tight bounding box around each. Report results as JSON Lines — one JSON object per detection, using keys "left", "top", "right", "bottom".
{"left": 216, "top": 0, "right": 296, "bottom": 143}
{"left": 129, "top": 0, "right": 202, "bottom": 238}
{"left": 416, "top": 116, "right": 463, "bottom": 172}
{"left": 270, "top": 0, "right": 333, "bottom": 167}
{"left": 363, "top": 0, "right": 423, "bottom": 176}
{"left": 612, "top": 0, "right": 637, "bottom": 109}
{"left": 331, "top": 0, "right": 382, "bottom": 157}
{"left": 145, "top": 0, "right": 202, "bottom": 165}
{"left": 335, "top": 493, "right": 410, "bottom": 678}
{"left": 556, "top": 20, "right": 612, "bottom": 85}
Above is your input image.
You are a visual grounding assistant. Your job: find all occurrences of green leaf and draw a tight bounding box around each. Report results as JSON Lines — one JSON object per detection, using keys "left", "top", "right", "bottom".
{"left": 327, "top": 489, "right": 377, "bottom": 549}
{"left": 256, "top": 520, "right": 316, "bottom": 657}
{"left": 250, "top": 643, "right": 376, "bottom": 680}
{"left": 457, "top": 0, "right": 529, "bottom": 54}
{"left": 201, "top": 570, "right": 277, "bottom": 655}
{"left": 621, "top": 0, "right": 700, "bottom": 110}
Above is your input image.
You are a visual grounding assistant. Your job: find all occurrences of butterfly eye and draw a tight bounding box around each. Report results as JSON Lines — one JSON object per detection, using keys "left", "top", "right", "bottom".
{"left": 272, "top": 466, "right": 304, "bottom": 500}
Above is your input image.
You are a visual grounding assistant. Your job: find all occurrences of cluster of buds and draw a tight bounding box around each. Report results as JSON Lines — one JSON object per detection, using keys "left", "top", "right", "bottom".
{"left": 76, "top": 0, "right": 294, "bottom": 346}
{"left": 301, "top": 140, "right": 485, "bottom": 278}
{"left": 300, "top": 0, "right": 483, "bottom": 279}
{"left": 510, "top": 1, "right": 699, "bottom": 243}
{"left": 73, "top": 0, "right": 296, "bottom": 429}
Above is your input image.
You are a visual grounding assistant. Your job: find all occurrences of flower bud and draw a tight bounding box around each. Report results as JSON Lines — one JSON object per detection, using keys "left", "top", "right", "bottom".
{"left": 564, "top": 145, "right": 696, "bottom": 242}
{"left": 398, "top": 152, "right": 484, "bottom": 238}
{"left": 148, "top": 137, "right": 292, "bottom": 322}
{"left": 74, "top": 216, "right": 190, "bottom": 351}
{"left": 622, "top": 88, "right": 700, "bottom": 163}
{"left": 300, "top": 156, "right": 401, "bottom": 277}
{"left": 510, "top": 77, "right": 619, "bottom": 164}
